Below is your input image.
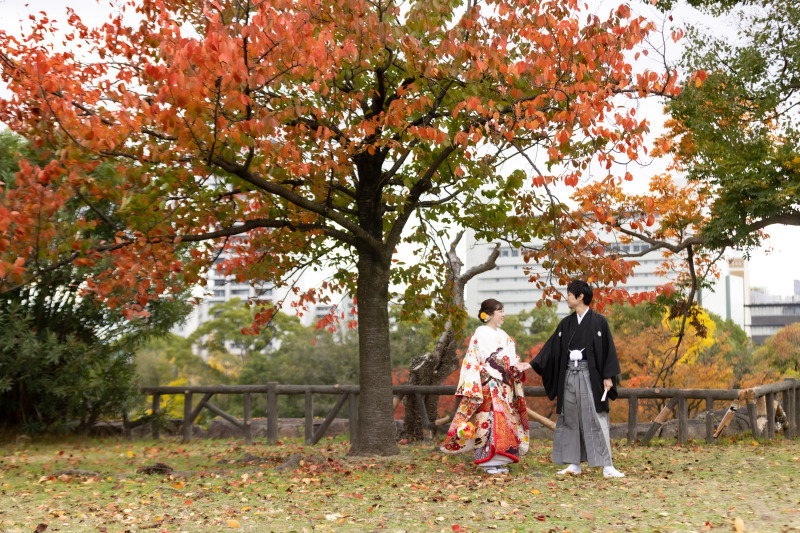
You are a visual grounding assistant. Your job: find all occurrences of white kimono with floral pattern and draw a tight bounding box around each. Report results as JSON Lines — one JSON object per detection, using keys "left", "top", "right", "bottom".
{"left": 441, "top": 326, "right": 529, "bottom": 464}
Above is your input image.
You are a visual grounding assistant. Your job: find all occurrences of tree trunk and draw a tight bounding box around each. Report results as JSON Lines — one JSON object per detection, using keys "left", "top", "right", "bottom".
{"left": 400, "top": 233, "right": 500, "bottom": 441}
{"left": 400, "top": 329, "right": 460, "bottom": 441}
{"left": 348, "top": 251, "right": 399, "bottom": 456}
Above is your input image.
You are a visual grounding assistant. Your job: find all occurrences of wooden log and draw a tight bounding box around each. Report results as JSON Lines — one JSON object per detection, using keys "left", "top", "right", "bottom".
{"left": 182, "top": 391, "right": 193, "bottom": 443}
{"left": 780, "top": 384, "right": 792, "bottom": 437}
{"left": 393, "top": 385, "right": 459, "bottom": 396}
{"left": 615, "top": 388, "right": 738, "bottom": 400}
{"left": 642, "top": 397, "right": 679, "bottom": 444}
{"left": 243, "top": 393, "right": 252, "bottom": 445}
{"left": 122, "top": 412, "right": 132, "bottom": 440}
{"left": 142, "top": 383, "right": 743, "bottom": 400}
{"left": 141, "top": 384, "right": 360, "bottom": 395}
{"left": 627, "top": 396, "right": 638, "bottom": 445}
{"left": 783, "top": 389, "right": 798, "bottom": 439}
{"left": 795, "top": 380, "right": 800, "bottom": 439}
{"left": 527, "top": 408, "right": 556, "bottom": 431}
{"left": 190, "top": 392, "right": 214, "bottom": 423}
{"left": 311, "top": 393, "right": 348, "bottom": 445}
{"left": 746, "top": 401, "right": 760, "bottom": 439}
{"left": 266, "top": 382, "right": 278, "bottom": 444}
{"left": 757, "top": 395, "right": 767, "bottom": 416}
{"left": 714, "top": 399, "right": 742, "bottom": 439}
{"left": 434, "top": 415, "right": 450, "bottom": 426}
{"left": 705, "top": 397, "right": 715, "bottom": 444}
{"left": 766, "top": 392, "right": 776, "bottom": 439}
{"left": 143, "top": 385, "right": 274, "bottom": 394}
{"left": 678, "top": 397, "right": 689, "bottom": 445}
{"left": 124, "top": 413, "right": 156, "bottom": 430}
{"left": 151, "top": 394, "right": 161, "bottom": 440}
{"left": 752, "top": 380, "right": 798, "bottom": 396}
{"left": 204, "top": 401, "right": 244, "bottom": 429}
{"left": 415, "top": 393, "right": 432, "bottom": 431}
{"left": 348, "top": 392, "right": 359, "bottom": 446}
{"left": 304, "top": 391, "right": 314, "bottom": 445}
{"left": 277, "top": 384, "right": 359, "bottom": 394}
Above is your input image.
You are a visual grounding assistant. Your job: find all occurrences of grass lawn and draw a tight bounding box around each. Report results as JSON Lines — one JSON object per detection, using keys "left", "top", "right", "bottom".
{"left": 1, "top": 433, "right": 799, "bottom": 532}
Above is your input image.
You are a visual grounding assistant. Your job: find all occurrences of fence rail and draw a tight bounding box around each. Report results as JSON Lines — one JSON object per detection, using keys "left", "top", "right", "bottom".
{"left": 138, "top": 378, "right": 800, "bottom": 446}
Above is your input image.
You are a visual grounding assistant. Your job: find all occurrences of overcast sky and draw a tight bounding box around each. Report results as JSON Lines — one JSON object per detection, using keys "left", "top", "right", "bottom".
{"left": 1, "top": 0, "right": 797, "bottom": 296}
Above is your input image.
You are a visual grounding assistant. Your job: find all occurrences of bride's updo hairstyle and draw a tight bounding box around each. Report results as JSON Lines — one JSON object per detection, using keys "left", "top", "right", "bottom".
{"left": 478, "top": 299, "right": 503, "bottom": 323}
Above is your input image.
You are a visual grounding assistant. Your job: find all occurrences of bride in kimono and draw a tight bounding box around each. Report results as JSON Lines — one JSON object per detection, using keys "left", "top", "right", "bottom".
{"left": 441, "top": 299, "right": 529, "bottom": 474}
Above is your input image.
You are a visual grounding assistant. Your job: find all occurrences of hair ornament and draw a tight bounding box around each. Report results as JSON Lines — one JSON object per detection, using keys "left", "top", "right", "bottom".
{"left": 479, "top": 311, "right": 488, "bottom": 322}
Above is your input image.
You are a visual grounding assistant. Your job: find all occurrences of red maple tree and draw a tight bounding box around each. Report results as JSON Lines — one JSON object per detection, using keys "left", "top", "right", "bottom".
{"left": 0, "top": 0, "right": 678, "bottom": 455}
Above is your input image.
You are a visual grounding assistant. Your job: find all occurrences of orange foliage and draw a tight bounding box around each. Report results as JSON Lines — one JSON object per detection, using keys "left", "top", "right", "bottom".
{"left": 0, "top": 0, "right": 679, "bottom": 314}
{"left": 610, "top": 308, "right": 734, "bottom": 420}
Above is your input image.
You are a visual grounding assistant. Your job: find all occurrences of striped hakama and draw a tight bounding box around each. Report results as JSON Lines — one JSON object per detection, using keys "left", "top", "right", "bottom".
{"left": 552, "top": 361, "right": 612, "bottom": 467}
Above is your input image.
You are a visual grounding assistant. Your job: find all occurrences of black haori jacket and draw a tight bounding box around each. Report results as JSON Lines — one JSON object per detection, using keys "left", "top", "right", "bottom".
{"left": 532, "top": 309, "right": 621, "bottom": 414}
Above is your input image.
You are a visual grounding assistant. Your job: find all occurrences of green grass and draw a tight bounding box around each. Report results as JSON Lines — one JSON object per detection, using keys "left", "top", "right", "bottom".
{"left": 1, "top": 434, "right": 799, "bottom": 532}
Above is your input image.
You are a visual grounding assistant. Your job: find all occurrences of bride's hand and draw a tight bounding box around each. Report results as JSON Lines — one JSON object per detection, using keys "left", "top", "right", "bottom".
{"left": 514, "top": 362, "right": 531, "bottom": 373}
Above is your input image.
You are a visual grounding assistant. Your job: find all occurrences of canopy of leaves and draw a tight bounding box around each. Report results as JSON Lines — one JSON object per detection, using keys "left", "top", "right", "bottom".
{"left": 0, "top": 133, "right": 193, "bottom": 433}
{"left": 656, "top": 0, "right": 800, "bottom": 250}
{"left": 0, "top": 0, "right": 678, "bottom": 315}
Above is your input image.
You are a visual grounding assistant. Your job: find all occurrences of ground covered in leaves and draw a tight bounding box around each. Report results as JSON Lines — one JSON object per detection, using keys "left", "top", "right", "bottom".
{"left": 0, "top": 434, "right": 799, "bottom": 532}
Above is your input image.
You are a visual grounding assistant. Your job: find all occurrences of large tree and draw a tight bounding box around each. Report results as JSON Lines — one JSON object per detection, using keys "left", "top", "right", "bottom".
{"left": 0, "top": 0, "right": 676, "bottom": 455}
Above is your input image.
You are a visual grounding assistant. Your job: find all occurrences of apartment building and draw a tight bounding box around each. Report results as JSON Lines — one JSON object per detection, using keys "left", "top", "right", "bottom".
{"left": 464, "top": 231, "right": 748, "bottom": 327}
{"left": 747, "top": 282, "right": 800, "bottom": 344}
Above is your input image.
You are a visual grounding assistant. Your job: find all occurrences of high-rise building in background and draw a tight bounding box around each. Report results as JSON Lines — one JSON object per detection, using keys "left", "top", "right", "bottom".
{"left": 464, "top": 231, "right": 750, "bottom": 331}
{"left": 746, "top": 282, "right": 800, "bottom": 344}
{"left": 172, "top": 256, "right": 275, "bottom": 337}
{"left": 464, "top": 230, "right": 685, "bottom": 318}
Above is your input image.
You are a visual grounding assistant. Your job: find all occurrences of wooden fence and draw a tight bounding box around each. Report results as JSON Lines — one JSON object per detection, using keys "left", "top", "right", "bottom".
{"left": 139, "top": 378, "right": 800, "bottom": 446}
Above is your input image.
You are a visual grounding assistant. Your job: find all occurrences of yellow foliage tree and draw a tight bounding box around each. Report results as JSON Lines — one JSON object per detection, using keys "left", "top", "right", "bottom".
{"left": 610, "top": 305, "right": 734, "bottom": 421}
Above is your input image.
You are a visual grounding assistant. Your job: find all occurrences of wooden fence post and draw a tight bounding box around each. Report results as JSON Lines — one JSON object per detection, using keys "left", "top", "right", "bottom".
{"left": 642, "top": 397, "right": 679, "bottom": 445}
{"left": 677, "top": 396, "right": 689, "bottom": 445}
{"left": 705, "top": 397, "right": 715, "bottom": 444}
{"left": 795, "top": 380, "right": 800, "bottom": 438}
{"left": 348, "top": 392, "right": 359, "bottom": 446}
{"left": 266, "top": 382, "right": 278, "bottom": 444}
{"left": 791, "top": 381, "right": 798, "bottom": 438}
{"left": 782, "top": 379, "right": 795, "bottom": 438}
{"left": 627, "top": 396, "right": 638, "bottom": 445}
{"left": 766, "top": 392, "right": 776, "bottom": 440}
{"left": 243, "top": 392, "right": 252, "bottom": 445}
{"left": 122, "top": 412, "right": 132, "bottom": 440}
{"left": 781, "top": 385, "right": 791, "bottom": 438}
{"left": 182, "top": 391, "right": 193, "bottom": 443}
{"left": 304, "top": 391, "right": 314, "bottom": 445}
{"left": 151, "top": 393, "right": 161, "bottom": 440}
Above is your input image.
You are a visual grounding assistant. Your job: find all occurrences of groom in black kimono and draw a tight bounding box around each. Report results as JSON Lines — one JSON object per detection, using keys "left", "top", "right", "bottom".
{"left": 516, "top": 280, "right": 625, "bottom": 478}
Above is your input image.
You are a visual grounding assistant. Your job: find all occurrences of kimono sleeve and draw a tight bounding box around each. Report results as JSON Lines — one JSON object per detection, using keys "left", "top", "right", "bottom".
{"left": 596, "top": 315, "right": 621, "bottom": 401}
{"left": 532, "top": 328, "right": 560, "bottom": 401}
{"left": 599, "top": 316, "right": 621, "bottom": 378}
{"left": 454, "top": 334, "right": 483, "bottom": 401}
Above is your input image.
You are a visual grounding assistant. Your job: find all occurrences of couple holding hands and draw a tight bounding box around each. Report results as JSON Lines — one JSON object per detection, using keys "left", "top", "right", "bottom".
{"left": 441, "top": 280, "right": 625, "bottom": 478}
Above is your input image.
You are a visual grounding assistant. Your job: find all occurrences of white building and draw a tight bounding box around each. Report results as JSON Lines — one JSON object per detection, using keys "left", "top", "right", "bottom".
{"left": 464, "top": 231, "right": 749, "bottom": 326}
{"left": 746, "top": 282, "right": 800, "bottom": 344}
{"left": 303, "top": 296, "right": 357, "bottom": 328}
{"left": 698, "top": 269, "right": 747, "bottom": 330}
{"left": 172, "top": 256, "right": 276, "bottom": 337}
